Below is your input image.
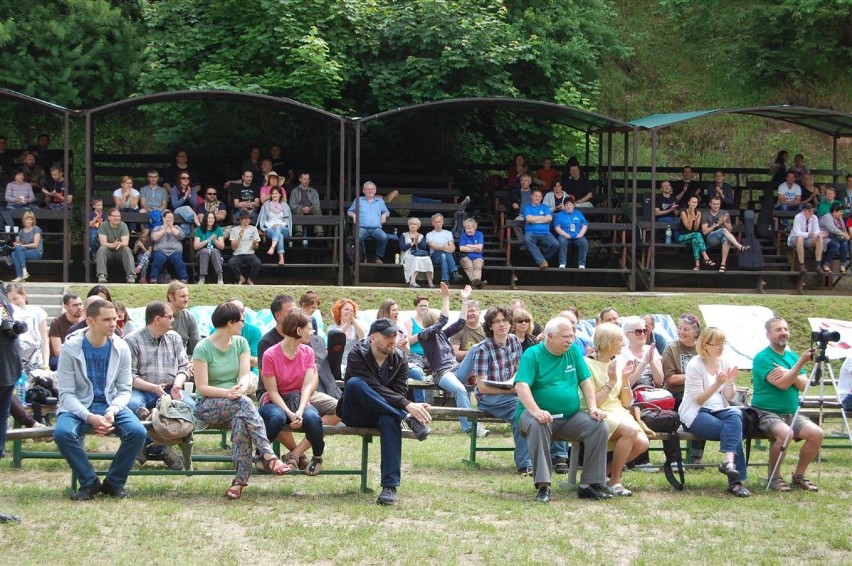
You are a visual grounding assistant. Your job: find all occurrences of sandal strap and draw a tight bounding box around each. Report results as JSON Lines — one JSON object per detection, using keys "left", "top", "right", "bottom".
{"left": 792, "top": 475, "right": 819, "bottom": 491}
{"left": 770, "top": 476, "right": 791, "bottom": 492}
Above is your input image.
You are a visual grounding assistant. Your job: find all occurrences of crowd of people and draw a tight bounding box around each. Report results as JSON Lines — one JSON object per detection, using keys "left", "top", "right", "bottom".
{"left": 1, "top": 280, "right": 843, "bottom": 522}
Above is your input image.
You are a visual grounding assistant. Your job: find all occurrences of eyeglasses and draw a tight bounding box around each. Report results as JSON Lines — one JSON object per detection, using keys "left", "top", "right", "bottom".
{"left": 206, "top": 192, "right": 217, "bottom": 196}
{"left": 160, "top": 314, "right": 174, "bottom": 319}
{"left": 680, "top": 314, "right": 699, "bottom": 324}
{"left": 180, "top": 176, "right": 190, "bottom": 180}
{"left": 631, "top": 328, "right": 647, "bottom": 335}
{"left": 416, "top": 304, "right": 429, "bottom": 308}
{"left": 707, "top": 341, "right": 727, "bottom": 348}
{"left": 515, "top": 320, "right": 530, "bottom": 324}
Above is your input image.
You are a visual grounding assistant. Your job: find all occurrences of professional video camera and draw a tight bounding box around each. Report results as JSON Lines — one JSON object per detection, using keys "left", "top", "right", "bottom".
{"left": 811, "top": 329, "right": 841, "bottom": 345}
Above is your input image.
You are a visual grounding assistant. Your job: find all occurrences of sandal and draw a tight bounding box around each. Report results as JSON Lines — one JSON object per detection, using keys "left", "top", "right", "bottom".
{"left": 255, "top": 457, "right": 270, "bottom": 475}
{"left": 282, "top": 451, "right": 299, "bottom": 470}
{"left": 693, "top": 265, "right": 700, "bottom": 271}
{"left": 718, "top": 461, "right": 740, "bottom": 484}
{"left": 821, "top": 264, "right": 832, "bottom": 274}
{"left": 703, "top": 259, "right": 716, "bottom": 267}
{"left": 608, "top": 483, "right": 633, "bottom": 497}
{"left": 226, "top": 480, "right": 246, "bottom": 500}
{"left": 727, "top": 482, "right": 751, "bottom": 498}
{"left": 719, "top": 265, "right": 727, "bottom": 273}
{"left": 263, "top": 456, "right": 292, "bottom": 476}
{"left": 791, "top": 474, "right": 819, "bottom": 492}
{"left": 305, "top": 456, "right": 323, "bottom": 476}
{"left": 739, "top": 244, "right": 751, "bottom": 253}
{"left": 769, "top": 476, "right": 792, "bottom": 492}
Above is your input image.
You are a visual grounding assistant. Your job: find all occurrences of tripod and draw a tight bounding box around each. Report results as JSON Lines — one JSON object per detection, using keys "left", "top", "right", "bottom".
{"left": 765, "top": 344, "right": 852, "bottom": 492}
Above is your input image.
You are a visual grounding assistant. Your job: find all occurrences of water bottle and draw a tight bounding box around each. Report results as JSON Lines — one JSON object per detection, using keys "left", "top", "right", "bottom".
{"left": 665, "top": 225, "right": 672, "bottom": 245}
{"left": 16, "top": 371, "right": 26, "bottom": 404}
{"left": 207, "top": 237, "right": 214, "bottom": 251}
{"left": 394, "top": 253, "right": 400, "bottom": 264}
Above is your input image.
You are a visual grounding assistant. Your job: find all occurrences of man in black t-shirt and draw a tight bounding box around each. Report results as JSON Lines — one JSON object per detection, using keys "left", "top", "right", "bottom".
{"left": 227, "top": 170, "right": 260, "bottom": 222}
{"left": 562, "top": 164, "right": 595, "bottom": 207}
{"left": 654, "top": 181, "right": 680, "bottom": 228}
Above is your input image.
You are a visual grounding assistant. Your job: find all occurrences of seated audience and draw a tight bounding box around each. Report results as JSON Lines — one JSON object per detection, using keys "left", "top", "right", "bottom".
{"left": 553, "top": 195, "right": 588, "bottom": 269}
{"left": 619, "top": 316, "right": 664, "bottom": 391}
{"left": 112, "top": 176, "right": 140, "bottom": 215}
{"left": 678, "top": 195, "right": 714, "bottom": 270}
{"left": 259, "top": 171, "right": 285, "bottom": 204}
{"left": 148, "top": 210, "right": 188, "bottom": 283}
{"left": 426, "top": 213, "right": 463, "bottom": 284}
{"left": 258, "top": 311, "right": 325, "bottom": 476}
{"left": 171, "top": 171, "right": 202, "bottom": 233}
{"left": 5, "top": 169, "right": 35, "bottom": 209}
{"left": 327, "top": 298, "right": 366, "bottom": 375}
{"left": 162, "top": 149, "right": 200, "bottom": 192}
{"left": 399, "top": 217, "right": 434, "bottom": 288}
{"left": 816, "top": 185, "right": 842, "bottom": 217}
{"left": 96, "top": 208, "right": 136, "bottom": 283}
{"left": 654, "top": 180, "right": 680, "bottom": 226}
{"left": 673, "top": 166, "right": 703, "bottom": 206}
{"left": 240, "top": 146, "right": 263, "bottom": 188}
{"left": 227, "top": 170, "right": 260, "bottom": 223}
{"left": 534, "top": 157, "right": 559, "bottom": 191}
{"left": 88, "top": 198, "right": 104, "bottom": 253}
{"left": 7, "top": 283, "right": 49, "bottom": 368}
{"left": 10, "top": 210, "right": 42, "bottom": 282}
{"left": 799, "top": 173, "right": 819, "bottom": 207}
{"left": 449, "top": 299, "right": 486, "bottom": 388}
{"left": 681, "top": 326, "right": 750, "bottom": 497}
{"left": 226, "top": 210, "right": 262, "bottom": 285}
{"left": 507, "top": 153, "right": 528, "bottom": 189}
{"left": 776, "top": 170, "right": 802, "bottom": 212}
{"left": 288, "top": 172, "right": 324, "bottom": 237}
{"left": 701, "top": 195, "right": 749, "bottom": 273}
{"left": 458, "top": 217, "right": 486, "bottom": 289}
{"left": 20, "top": 151, "right": 46, "bottom": 193}
{"left": 139, "top": 170, "right": 169, "bottom": 213}
{"left": 523, "top": 188, "right": 558, "bottom": 269}
{"left": 192, "top": 302, "right": 292, "bottom": 499}
{"left": 642, "top": 313, "right": 668, "bottom": 356}
{"left": 543, "top": 180, "right": 570, "bottom": 214}
{"left": 818, "top": 203, "right": 849, "bottom": 273}
{"left": 787, "top": 203, "right": 822, "bottom": 273}
{"left": 377, "top": 299, "right": 429, "bottom": 403}
{"left": 43, "top": 164, "right": 71, "bottom": 208}
{"left": 706, "top": 170, "right": 735, "bottom": 209}
{"left": 54, "top": 299, "right": 147, "bottom": 500}
{"left": 194, "top": 211, "right": 225, "bottom": 284}
{"left": 167, "top": 281, "right": 199, "bottom": 356}
{"left": 790, "top": 153, "right": 809, "bottom": 181}
{"left": 562, "top": 163, "right": 594, "bottom": 207}
{"left": 257, "top": 186, "right": 291, "bottom": 265}
{"left": 348, "top": 181, "right": 390, "bottom": 263}
{"left": 752, "top": 317, "right": 823, "bottom": 493}
{"left": 48, "top": 292, "right": 84, "bottom": 370}
{"left": 511, "top": 308, "right": 540, "bottom": 351}
{"left": 195, "top": 186, "right": 228, "bottom": 227}
{"left": 588, "top": 322, "right": 649, "bottom": 496}
{"left": 132, "top": 229, "right": 152, "bottom": 284}
{"left": 662, "top": 313, "right": 705, "bottom": 464}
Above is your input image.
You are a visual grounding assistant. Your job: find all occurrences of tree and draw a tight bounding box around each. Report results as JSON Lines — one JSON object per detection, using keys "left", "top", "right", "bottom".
{"left": 0, "top": 0, "right": 143, "bottom": 107}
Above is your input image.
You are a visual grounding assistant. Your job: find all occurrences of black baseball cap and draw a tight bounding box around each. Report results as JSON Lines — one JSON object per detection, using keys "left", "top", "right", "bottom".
{"left": 369, "top": 318, "right": 397, "bottom": 336}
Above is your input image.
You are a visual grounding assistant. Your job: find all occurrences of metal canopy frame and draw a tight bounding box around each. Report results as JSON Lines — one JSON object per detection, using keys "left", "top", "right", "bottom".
{"left": 629, "top": 105, "right": 852, "bottom": 290}
{"left": 83, "top": 89, "right": 348, "bottom": 285}
{"left": 0, "top": 89, "right": 76, "bottom": 281}
{"left": 351, "top": 97, "right": 638, "bottom": 289}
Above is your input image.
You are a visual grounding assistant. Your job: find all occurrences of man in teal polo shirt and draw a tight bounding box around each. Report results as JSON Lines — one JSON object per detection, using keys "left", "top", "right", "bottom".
{"left": 514, "top": 316, "right": 611, "bottom": 503}
{"left": 752, "top": 317, "right": 824, "bottom": 493}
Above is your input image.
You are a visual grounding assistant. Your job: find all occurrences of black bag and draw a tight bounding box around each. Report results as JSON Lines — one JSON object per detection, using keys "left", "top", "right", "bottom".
{"left": 326, "top": 329, "right": 347, "bottom": 383}
{"left": 640, "top": 407, "right": 685, "bottom": 490}
{"left": 755, "top": 196, "right": 775, "bottom": 240}
{"left": 738, "top": 209, "right": 765, "bottom": 271}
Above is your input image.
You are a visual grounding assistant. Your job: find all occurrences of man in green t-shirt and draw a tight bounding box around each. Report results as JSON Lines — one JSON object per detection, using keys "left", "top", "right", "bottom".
{"left": 751, "top": 317, "right": 824, "bottom": 493}
{"left": 514, "top": 316, "right": 611, "bottom": 503}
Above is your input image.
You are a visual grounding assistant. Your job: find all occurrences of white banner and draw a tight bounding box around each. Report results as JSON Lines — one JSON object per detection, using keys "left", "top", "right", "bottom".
{"left": 699, "top": 304, "right": 776, "bottom": 369}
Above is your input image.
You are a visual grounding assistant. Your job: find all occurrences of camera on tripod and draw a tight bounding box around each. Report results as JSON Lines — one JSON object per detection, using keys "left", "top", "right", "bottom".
{"left": 811, "top": 329, "right": 840, "bottom": 346}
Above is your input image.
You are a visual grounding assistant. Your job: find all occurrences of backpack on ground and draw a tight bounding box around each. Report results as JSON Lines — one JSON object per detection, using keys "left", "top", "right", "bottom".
{"left": 738, "top": 209, "right": 765, "bottom": 271}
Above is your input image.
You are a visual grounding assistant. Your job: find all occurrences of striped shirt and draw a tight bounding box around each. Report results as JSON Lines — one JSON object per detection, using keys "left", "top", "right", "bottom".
{"left": 124, "top": 327, "right": 190, "bottom": 387}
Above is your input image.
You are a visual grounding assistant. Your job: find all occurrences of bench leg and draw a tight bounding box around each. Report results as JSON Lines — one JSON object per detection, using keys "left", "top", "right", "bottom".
{"left": 360, "top": 436, "right": 373, "bottom": 494}
{"left": 464, "top": 418, "right": 479, "bottom": 467}
{"left": 12, "top": 437, "right": 22, "bottom": 468}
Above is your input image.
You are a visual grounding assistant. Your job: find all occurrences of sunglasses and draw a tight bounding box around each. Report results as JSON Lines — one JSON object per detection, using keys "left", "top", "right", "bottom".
{"left": 631, "top": 328, "right": 647, "bottom": 335}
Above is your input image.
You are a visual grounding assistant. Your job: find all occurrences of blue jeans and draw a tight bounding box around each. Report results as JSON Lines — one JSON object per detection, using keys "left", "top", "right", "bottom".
{"left": 338, "top": 377, "right": 406, "bottom": 488}
{"left": 149, "top": 251, "right": 189, "bottom": 282}
{"left": 431, "top": 250, "right": 458, "bottom": 281}
{"left": 684, "top": 407, "right": 747, "bottom": 483}
{"left": 476, "top": 393, "right": 530, "bottom": 469}
{"left": 408, "top": 365, "right": 427, "bottom": 403}
{"left": 524, "top": 231, "right": 559, "bottom": 265}
{"left": 11, "top": 246, "right": 41, "bottom": 277}
{"left": 128, "top": 389, "right": 196, "bottom": 415}
{"left": 841, "top": 392, "right": 852, "bottom": 412}
{"left": 265, "top": 225, "right": 290, "bottom": 253}
{"left": 359, "top": 227, "right": 388, "bottom": 258}
{"left": 0, "top": 384, "right": 13, "bottom": 458}
{"left": 436, "top": 371, "right": 472, "bottom": 432}
{"left": 54, "top": 403, "right": 146, "bottom": 490}
{"left": 259, "top": 403, "right": 324, "bottom": 456}
{"left": 455, "top": 343, "right": 484, "bottom": 385}
{"left": 558, "top": 235, "right": 588, "bottom": 267}
{"left": 89, "top": 228, "right": 100, "bottom": 254}
{"left": 824, "top": 238, "right": 848, "bottom": 266}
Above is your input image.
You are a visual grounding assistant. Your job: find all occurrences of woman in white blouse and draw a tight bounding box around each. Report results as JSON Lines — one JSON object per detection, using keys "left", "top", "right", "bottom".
{"left": 680, "top": 327, "right": 750, "bottom": 497}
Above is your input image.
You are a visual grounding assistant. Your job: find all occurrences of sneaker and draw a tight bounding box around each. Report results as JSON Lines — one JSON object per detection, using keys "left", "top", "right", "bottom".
{"left": 459, "top": 195, "right": 471, "bottom": 211}
{"left": 158, "top": 446, "right": 184, "bottom": 471}
{"left": 100, "top": 481, "right": 131, "bottom": 499}
{"left": 471, "top": 278, "right": 481, "bottom": 287}
{"left": 374, "top": 258, "right": 384, "bottom": 264}
{"left": 558, "top": 264, "right": 566, "bottom": 269}
{"left": 126, "top": 275, "right": 136, "bottom": 283}
{"left": 97, "top": 274, "right": 107, "bottom": 283}
{"left": 451, "top": 271, "right": 464, "bottom": 284}
{"left": 21, "top": 268, "right": 29, "bottom": 281}
{"left": 403, "top": 415, "right": 431, "bottom": 441}
{"left": 535, "top": 485, "right": 551, "bottom": 503}
{"left": 517, "top": 466, "right": 533, "bottom": 476}
{"left": 577, "top": 483, "right": 614, "bottom": 500}
{"left": 376, "top": 486, "right": 398, "bottom": 506}
{"left": 302, "top": 239, "right": 308, "bottom": 247}
{"left": 478, "top": 280, "right": 487, "bottom": 290}
{"left": 216, "top": 274, "right": 224, "bottom": 285}
{"left": 408, "top": 283, "right": 420, "bottom": 289}
{"left": 552, "top": 456, "right": 569, "bottom": 474}
{"left": 578, "top": 265, "right": 586, "bottom": 269}
{"left": 476, "top": 423, "right": 490, "bottom": 438}
{"left": 71, "top": 478, "right": 102, "bottom": 501}
{"left": 198, "top": 276, "right": 205, "bottom": 284}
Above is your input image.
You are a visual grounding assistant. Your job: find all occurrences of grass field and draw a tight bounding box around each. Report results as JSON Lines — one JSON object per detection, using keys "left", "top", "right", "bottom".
{"left": 2, "top": 285, "right": 850, "bottom": 565}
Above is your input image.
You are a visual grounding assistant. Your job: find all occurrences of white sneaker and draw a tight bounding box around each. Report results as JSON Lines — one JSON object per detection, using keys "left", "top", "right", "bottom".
{"left": 578, "top": 265, "right": 586, "bottom": 269}
{"left": 558, "top": 264, "right": 566, "bottom": 269}
{"left": 476, "top": 424, "right": 490, "bottom": 438}
{"left": 217, "top": 274, "right": 224, "bottom": 285}
{"left": 97, "top": 274, "right": 107, "bottom": 283}
{"left": 198, "top": 276, "right": 205, "bottom": 285}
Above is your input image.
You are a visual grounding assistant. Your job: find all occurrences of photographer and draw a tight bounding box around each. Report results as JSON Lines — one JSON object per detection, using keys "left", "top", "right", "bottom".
{"left": 751, "top": 317, "right": 824, "bottom": 493}
{"left": 0, "top": 282, "right": 25, "bottom": 523}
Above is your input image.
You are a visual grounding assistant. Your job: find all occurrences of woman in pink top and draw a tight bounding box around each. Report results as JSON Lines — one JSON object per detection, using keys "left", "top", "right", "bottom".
{"left": 259, "top": 311, "right": 325, "bottom": 475}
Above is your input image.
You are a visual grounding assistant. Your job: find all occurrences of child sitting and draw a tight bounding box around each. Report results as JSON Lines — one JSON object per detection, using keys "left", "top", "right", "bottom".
{"left": 133, "top": 228, "right": 152, "bottom": 283}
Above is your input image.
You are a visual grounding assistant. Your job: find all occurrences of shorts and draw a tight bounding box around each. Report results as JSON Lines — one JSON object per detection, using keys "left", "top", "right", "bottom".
{"left": 754, "top": 408, "right": 812, "bottom": 440}
{"left": 705, "top": 228, "right": 726, "bottom": 248}
{"left": 310, "top": 391, "right": 338, "bottom": 416}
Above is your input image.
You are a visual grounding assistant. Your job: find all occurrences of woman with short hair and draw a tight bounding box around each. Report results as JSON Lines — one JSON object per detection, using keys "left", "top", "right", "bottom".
{"left": 399, "top": 217, "right": 434, "bottom": 288}
{"left": 10, "top": 210, "right": 42, "bottom": 282}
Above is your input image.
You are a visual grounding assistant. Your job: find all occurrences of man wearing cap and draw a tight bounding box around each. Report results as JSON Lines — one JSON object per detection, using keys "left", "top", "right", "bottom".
{"left": 818, "top": 202, "right": 850, "bottom": 272}
{"left": 125, "top": 300, "right": 194, "bottom": 470}
{"left": 514, "top": 316, "right": 611, "bottom": 503}
{"left": 336, "top": 317, "right": 432, "bottom": 506}
{"left": 787, "top": 203, "right": 822, "bottom": 273}
{"left": 225, "top": 210, "right": 262, "bottom": 285}
{"left": 54, "top": 299, "right": 146, "bottom": 500}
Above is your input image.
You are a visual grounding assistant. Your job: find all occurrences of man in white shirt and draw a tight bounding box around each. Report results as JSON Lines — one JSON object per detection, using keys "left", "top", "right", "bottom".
{"left": 787, "top": 203, "right": 822, "bottom": 273}
{"left": 225, "top": 210, "right": 262, "bottom": 285}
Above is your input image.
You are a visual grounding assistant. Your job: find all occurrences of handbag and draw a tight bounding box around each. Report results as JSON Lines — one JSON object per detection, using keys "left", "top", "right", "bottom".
{"left": 633, "top": 387, "right": 676, "bottom": 410}
{"left": 638, "top": 406, "right": 684, "bottom": 490}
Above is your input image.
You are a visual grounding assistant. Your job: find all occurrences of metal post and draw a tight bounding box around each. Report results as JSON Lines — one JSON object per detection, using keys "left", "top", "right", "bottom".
{"left": 354, "top": 122, "right": 361, "bottom": 285}
{"left": 630, "top": 128, "right": 638, "bottom": 292}
{"left": 62, "top": 112, "right": 70, "bottom": 281}
{"left": 650, "top": 129, "right": 658, "bottom": 292}
{"left": 338, "top": 120, "right": 346, "bottom": 286}
{"left": 84, "top": 112, "right": 92, "bottom": 283}
{"left": 833, "top": 135, "right": 839, "bottom": 183}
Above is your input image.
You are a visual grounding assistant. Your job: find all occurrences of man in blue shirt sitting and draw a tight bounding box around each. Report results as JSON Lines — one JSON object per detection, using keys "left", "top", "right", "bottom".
{"left": 553, "top": 195, "right": 589, "bottom": 269}
{"left": 348, "top": 181, "right": 390, "bottom": 263}
{"left": 522, "top": 188, "right": 559, "bottom": 268}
